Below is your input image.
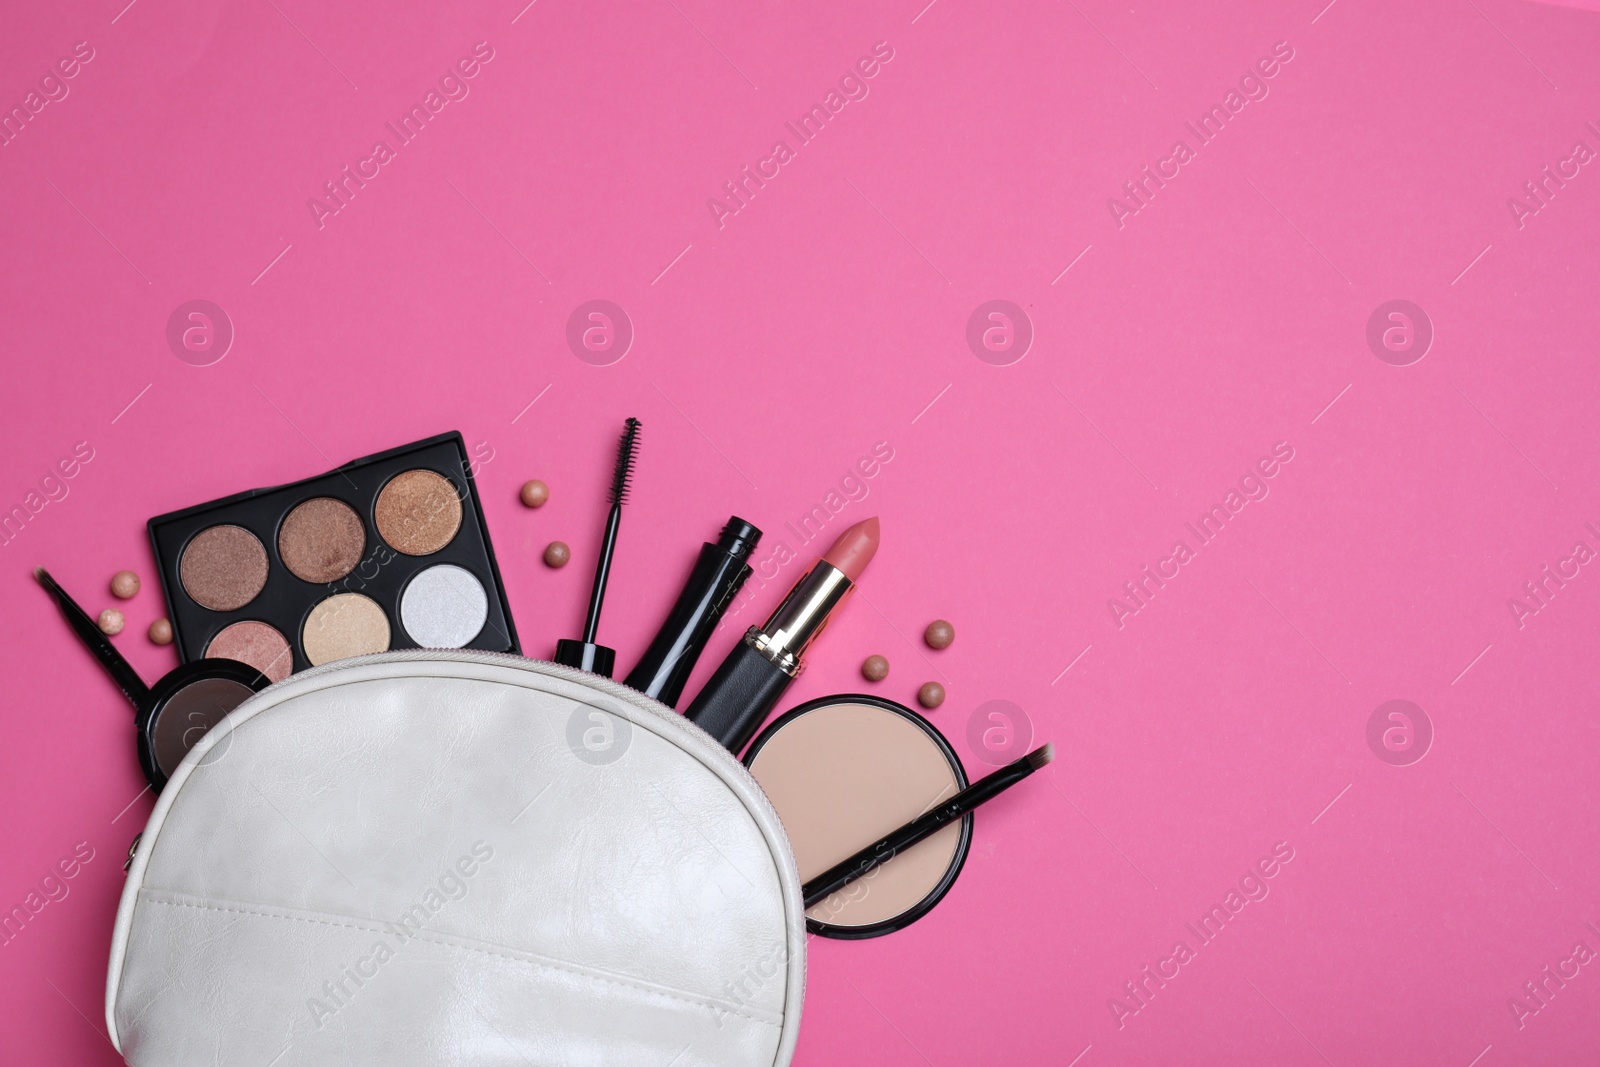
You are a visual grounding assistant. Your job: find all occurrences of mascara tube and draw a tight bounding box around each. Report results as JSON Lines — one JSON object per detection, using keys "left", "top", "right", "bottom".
{"left": 624, "top": 518, "right": 761, "bottom": 707}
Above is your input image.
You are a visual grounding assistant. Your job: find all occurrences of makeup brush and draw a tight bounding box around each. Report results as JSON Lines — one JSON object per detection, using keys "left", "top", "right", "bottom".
{"left": 34, "top": 567, "right": 150, "bottom": 706}
{"left": 554, "top": 417, "right": 641, "bottom": 677}
{"left": 34, "top": 566, "right": 271, "bottom": 791}
{"left": 801, "top": 742, "right": 1055, "bottom": 908}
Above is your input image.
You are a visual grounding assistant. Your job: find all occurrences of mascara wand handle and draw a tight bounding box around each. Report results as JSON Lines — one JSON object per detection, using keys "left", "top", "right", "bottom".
{"left": 582, "top": 503, "right": 622, "bottom": 642}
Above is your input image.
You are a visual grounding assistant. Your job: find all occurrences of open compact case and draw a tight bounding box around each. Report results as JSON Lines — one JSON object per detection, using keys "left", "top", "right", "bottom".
{"left": 744, "top": 695, "right": 973, "bottom": 939}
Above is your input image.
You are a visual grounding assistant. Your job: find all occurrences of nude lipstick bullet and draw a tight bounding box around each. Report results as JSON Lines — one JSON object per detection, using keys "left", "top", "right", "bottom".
{"left": 684, "top": 517, "right": 880, "bottom": 754}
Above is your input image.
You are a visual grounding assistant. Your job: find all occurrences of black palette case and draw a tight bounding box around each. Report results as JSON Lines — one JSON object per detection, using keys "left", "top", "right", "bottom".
{"left": 148, "top": 432, "right": 519, "bottom": 675}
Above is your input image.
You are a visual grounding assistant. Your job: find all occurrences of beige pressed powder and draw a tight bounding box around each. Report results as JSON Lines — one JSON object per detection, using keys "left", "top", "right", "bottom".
{"left": 747, "top": 698, "right": 968, "bottom": 934}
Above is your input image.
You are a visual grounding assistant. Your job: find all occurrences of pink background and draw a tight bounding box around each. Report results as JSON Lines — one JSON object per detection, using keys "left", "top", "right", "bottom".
{"left": 4, "top": 0, "right": 1600, "bottom": 1063}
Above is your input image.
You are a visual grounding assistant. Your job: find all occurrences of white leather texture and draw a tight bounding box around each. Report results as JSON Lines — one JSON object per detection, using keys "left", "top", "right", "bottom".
{"left": 106, "top": 651, "right": 805, "bottom": 1066}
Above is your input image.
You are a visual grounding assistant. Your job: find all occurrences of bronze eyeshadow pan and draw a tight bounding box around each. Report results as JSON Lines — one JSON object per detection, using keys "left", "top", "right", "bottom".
{"left": 149, "top": 432, "right": 518, "bottom": 679}
{"left": 278, "top": 497, "right": 365, "bottom": 583}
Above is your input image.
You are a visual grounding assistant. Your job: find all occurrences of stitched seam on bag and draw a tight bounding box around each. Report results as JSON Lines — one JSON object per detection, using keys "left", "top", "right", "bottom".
{"left": 140, "top": 894, "right": 783, "bottom": 1026}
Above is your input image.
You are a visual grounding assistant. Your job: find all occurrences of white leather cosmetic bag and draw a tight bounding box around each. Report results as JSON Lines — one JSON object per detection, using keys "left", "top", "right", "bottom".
{"left": 106, "top": 651, "right": 806, "bottom": 1066}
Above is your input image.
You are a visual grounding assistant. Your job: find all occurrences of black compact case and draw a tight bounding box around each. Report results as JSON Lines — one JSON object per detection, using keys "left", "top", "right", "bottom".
{"left": 149, "top": 432, "right": 519, "bottom": 676}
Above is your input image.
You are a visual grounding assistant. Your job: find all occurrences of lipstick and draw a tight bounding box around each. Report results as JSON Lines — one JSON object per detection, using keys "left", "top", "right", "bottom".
{"left": 684, "top": 517, "right": 879, "bottom": 754}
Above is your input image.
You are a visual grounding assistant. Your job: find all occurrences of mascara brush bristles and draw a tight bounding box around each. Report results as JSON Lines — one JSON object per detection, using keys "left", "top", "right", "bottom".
{"left": 1025, "top": 742, "right": 1054, "bottom": 771}
{"left": 560, "top": 416, "right": 643, "bottom": 666}
{"left": 611, "top": 417, "right": 641, "bottom": 505}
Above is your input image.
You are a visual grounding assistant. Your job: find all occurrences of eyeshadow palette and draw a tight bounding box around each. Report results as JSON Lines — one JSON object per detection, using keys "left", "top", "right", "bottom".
{"left": 149, "top": 432, "right": 519, "bottom": 680}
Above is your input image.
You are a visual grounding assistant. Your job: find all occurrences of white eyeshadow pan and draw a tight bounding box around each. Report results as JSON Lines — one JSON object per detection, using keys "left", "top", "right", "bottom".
{"left": 400, "top": 564, "right": 488, "bottom": 648}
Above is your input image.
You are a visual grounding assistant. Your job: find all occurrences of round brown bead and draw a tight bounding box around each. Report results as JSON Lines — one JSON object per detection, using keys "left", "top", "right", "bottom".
{"left": 148, "top": 618, "right": 174, "bottom": 645}
{"left": 861, "top": 655, "right": 890, "bottom": 682}
{"left": 543, "top": 541, "right": 571, "bottom": 568}
{"left": 917, "top": 681, "right": 945, "bottom": 709}
{"left": 519, "top": 480, "right": 550, "bottom": 508}
{"left": 923, "top": 619, "right": 955, "bottom": 650}
{"left": 98, "top": 608, "right": 125, "bottom": 636}
{"left": 110, "top": 570, "right": 140, "bottom": 599}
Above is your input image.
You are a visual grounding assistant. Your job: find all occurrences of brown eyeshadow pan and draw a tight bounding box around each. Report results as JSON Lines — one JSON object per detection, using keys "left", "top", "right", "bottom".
{"left": 148, "top": 676, "right": 258, "bottom": 785}
{"left": 375, "top": 469, "right": 462, "bottom": 556}
{"left": 279, "top": 497, "right": 365, "bottom": 583}
{"left": 180, "top": 525, "right": 269, "bottom": 611}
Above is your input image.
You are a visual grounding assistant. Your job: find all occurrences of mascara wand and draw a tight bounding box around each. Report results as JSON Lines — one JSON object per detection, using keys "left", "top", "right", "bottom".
{"left": 555, "top": 417, "right": 641, "bottom": 677}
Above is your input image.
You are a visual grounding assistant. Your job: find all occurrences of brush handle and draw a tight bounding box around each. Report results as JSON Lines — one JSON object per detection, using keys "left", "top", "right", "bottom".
{"left": 801, "top": 754, "right": 1038, "bottom": 908}
{"left": 35, "top": 568, "right": 150, "bottom": 710}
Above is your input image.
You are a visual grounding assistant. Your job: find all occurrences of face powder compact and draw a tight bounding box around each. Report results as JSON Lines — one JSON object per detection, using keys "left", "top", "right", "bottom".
{"left": 34, "top": 568, "right": 270, "bottom": 791}
{"left": 744, "top": 694, "right": 973, "bottom": 939}
{"left": 147, "top": 432, "right": 518, "bottom": 680}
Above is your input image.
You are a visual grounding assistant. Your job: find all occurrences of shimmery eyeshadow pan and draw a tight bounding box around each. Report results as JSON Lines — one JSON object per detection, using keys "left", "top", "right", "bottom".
{"left": 401, "top": 564, "right": 487, "bottom": 648}
{"left": 205, "top": 621, "right": 293, "bottom": 683}
{"left": 745, "top": 695, "right": 972, "bottom": 939}
{"left": 376, "top": 469, "right": 462, "bottom": 556}
{"left": 180, "top": 525, "right": 269, "bottom": 611}
{"left": 302, "top": 593, "right": 391, "bottom": 666}
{"left": 279, "top": 497, "right": 365, "bottom": 583}
{"left": 148, "top": 433, "right": 519, "bottom": 678}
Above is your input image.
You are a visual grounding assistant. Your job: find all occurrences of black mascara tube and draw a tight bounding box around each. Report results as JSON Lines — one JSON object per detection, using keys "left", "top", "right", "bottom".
{"left": 624, "top": 517, "right": 761, "bottom": 707}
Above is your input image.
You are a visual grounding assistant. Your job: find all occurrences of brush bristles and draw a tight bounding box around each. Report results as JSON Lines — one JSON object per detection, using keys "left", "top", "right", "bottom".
{"left": 1025, "top": 742, "right": 1055, "bottom": 771}
{"left": 610, "top": 417, "right": 641, "bottom": 505}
